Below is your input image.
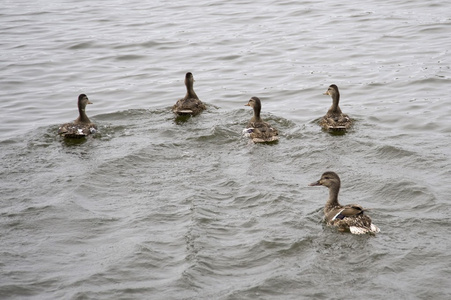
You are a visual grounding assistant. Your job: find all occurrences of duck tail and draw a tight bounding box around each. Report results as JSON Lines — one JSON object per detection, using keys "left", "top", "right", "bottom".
{"left": 349, "top": 224, "right": 380, "bottom": 235}
{"left": 370, "top": 223, "right": 380, "bottom": 233}
{"left": 349, "top": 226, "right": 368, "bottom": 234}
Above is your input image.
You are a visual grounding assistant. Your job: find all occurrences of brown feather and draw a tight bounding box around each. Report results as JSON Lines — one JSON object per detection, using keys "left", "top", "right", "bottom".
{"left": 320, "top": 84, "right": 352, "bottom": 131}
{"left": 172, "top": 72, "right": 206, "bottom": 116}
{"left": 310, "top": 171, "right": 380, "bottom": 234}
{"left": 244, "top": 97, "right": 279, "bottom": 143}
{"left": 58, "top": 94, "right": 97, "bottom": 138}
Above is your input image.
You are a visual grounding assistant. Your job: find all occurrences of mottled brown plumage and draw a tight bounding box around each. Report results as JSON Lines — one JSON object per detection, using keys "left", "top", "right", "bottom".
{"left": 58, "top": 94, "right": 97, "bottom": 138}
{"left": 243, "top": 97, "right": 279, "bottom": 143}
{"left": 172, "top": 72, "right": 206, "bottom": 116}
{"left": 319, "top": 84, "right": 352, "bottom": 131}
{"left": 309, "top": 171, "right": 380, "bottom": 234}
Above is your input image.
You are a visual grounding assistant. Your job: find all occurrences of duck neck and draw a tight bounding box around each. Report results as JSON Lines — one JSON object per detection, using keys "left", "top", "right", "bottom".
{"left": 78, "top": 105, "right": 91, "bottom": 123}
{"left": 329, "top": 92, "right": 342, "bottom": 114}
{"left": 252, "top": 106, "right": 262, "bottom": 122}
{"left": 185, "top": 79, "right": 198, "bottom": 99}
{"left": 325, "top": 184, "right": 340, "bottom": 211}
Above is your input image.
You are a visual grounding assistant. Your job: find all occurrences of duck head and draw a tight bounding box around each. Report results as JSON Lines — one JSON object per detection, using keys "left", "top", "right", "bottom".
{"left": 245, "top": 96, "right": 262, "bottom": 109}
{"left": 309, "top": 171, "right": 341, "bottom": 189}
{"left": 185, "top": 72, "right": 195, "bottom": 85}
{"left": 323, "top": 84, "right": 339, "bottom": 96}
{"left": 245, "top": 96, "right": 262, "bottom": 120}
{"left": 78, "top": 94, "right": 92, "bottom": 110}
{"left": 183, "top": 72, "right": 199, "bottom": 99}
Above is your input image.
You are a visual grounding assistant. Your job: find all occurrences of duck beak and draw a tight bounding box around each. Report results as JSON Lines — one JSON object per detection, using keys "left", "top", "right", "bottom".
{"left": 309, "top": 180, "right": 321, "bottom": 186}
{"left": 323, "top": 90, "right": 329, "bottom": 96}
{"left": 87, "top": 101, "right": 93, "bottom": 104}
{"left": 245, "top": 103, "right": 250, "bottom": 106}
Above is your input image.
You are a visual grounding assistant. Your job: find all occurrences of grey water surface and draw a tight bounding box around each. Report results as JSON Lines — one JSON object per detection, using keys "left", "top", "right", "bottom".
{"left": 1, "top": 0, "right": 451, "bottom": 299}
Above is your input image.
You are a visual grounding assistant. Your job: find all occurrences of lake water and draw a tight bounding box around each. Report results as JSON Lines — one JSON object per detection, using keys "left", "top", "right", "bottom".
{"left": 1, "top": 0, "right": 451, "bottom": 299}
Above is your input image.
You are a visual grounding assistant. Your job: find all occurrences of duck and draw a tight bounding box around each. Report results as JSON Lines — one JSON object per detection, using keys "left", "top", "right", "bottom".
{"left": 309, "top": 171, "right": 380, "bottom": 234}
{"left": 243, "top": 96, "right": 279, "bottom": 143}
{"left": 172, "top": 72, "right": 206, "bottom": 116}
{"left": 58, "top": 94, "right": 97, "bottom": 138}
{"left": 319, "top": 84, "right": 352, "bottom": 131}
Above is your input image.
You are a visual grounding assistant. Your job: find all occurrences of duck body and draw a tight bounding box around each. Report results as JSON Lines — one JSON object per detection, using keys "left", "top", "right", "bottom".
{"left": 309, "top": 171, "right": 380, "bottom": 234}
{"left": 243, "top": 97, "right": 279, "bottom": 143}
{"left": 319, "top": 84, "right": 352, "bottom": 131}
{"left": 58, "top": 94, "right": 97, "bottom": 138}
{"left": 172, "top": 72, "right": 206, "bottom": 116}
